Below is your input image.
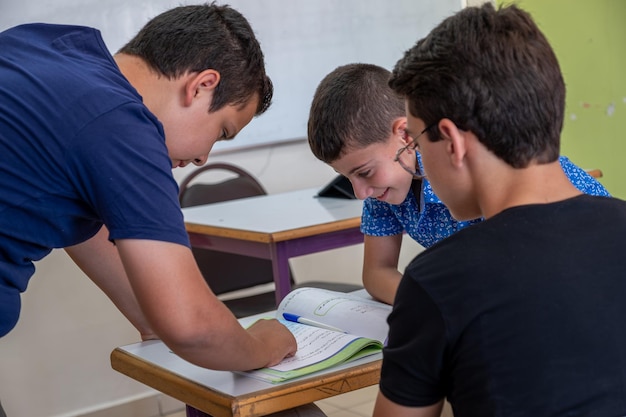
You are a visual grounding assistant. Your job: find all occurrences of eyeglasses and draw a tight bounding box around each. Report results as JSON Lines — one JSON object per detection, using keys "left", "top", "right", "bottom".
{"left": 394, "top": 123, "right": 436, "bottom": 179}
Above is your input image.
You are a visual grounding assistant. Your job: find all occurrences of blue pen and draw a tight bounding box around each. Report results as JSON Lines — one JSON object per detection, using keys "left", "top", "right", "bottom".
{"left": 282, "top": 313, "right": 346, "bottom": 333}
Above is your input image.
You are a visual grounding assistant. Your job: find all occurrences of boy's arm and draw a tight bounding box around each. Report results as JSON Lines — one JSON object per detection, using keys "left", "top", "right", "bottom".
{"left": 66, "top": 228, "right": 296, "bottom": 371}
{"left": 373, "top": 391, "right": 443, "bottom": 417}
{"left": 362, "top": 234, "right": 404, "bottom": 305}
{"left": 116, "top": 238, "right": 296, "bottom": 370}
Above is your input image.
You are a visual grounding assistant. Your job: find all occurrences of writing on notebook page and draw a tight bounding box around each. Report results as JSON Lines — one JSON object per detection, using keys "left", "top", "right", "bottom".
{"left": 241, "top": 287, "right": 391, "bottom": 383}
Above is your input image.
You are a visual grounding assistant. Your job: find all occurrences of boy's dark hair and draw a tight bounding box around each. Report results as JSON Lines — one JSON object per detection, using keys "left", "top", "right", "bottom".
{"left": 389, "top": 3, "right": 564, "bottom": 168}
{"left": 118, "top": 2, "right": 272, "bottom": 116}
{"left": 308, "top": 63, "right": 405, "bottom": 164}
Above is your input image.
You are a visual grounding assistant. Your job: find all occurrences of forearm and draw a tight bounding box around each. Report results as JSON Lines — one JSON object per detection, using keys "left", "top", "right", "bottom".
{"left": 363, "top": 267, "right": 402, "bottom": 305}
{"left": 166, "top": 307, "right": 292, "bottom": 371}
{"left": 116, "top": 239, "right": 296, "bottom": 371}
{"left": 363, "top": 234, "right": 404, "bottom": 305}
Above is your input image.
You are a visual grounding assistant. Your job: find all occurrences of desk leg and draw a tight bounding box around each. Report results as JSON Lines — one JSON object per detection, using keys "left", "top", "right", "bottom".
{"left": 271, "top": 241, "right": 292, "bottom": 305}
{"left": 186, "top": 405, "right": 212, "bottom": 417}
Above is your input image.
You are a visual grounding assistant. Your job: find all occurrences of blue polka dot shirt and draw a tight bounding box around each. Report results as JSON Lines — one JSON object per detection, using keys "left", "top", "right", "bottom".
{"left": 361, "top": 156, "right": 610, "bottom": 248}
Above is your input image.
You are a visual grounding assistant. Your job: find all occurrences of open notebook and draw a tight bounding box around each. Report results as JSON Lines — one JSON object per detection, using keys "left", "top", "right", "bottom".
{"left": 241, "top": 287, "right": 391, "bottom": 383}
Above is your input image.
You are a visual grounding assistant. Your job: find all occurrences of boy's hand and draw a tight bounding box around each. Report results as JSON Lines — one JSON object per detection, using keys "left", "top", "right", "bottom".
{"left": 246, "top": 319, "right": 297, "bottom": 367}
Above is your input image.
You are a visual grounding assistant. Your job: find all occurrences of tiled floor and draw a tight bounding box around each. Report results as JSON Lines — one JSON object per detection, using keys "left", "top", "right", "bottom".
{"left": 315, "top": 385, "right": 378, "bottom": 416}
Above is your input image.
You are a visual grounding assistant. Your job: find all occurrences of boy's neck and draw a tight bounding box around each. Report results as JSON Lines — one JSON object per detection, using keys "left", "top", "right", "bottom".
{"left": 113, "top": 53, "right": 186, "bottom": 119}
{"left": 114, "top": 54, "right": 157, "bottom": 94}
{"left": 477, "top": 159, "right": 582, "bottom": 219}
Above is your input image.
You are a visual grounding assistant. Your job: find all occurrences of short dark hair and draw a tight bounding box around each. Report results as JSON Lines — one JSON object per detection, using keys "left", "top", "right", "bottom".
{"left": 308, "top": 63, "right": 405, "bottom": 163}
{"left": 118, "top": 2, "right": 272, "bottom": 115}
{"left": 389, "top": 3, "right": 564, "bottom": 168}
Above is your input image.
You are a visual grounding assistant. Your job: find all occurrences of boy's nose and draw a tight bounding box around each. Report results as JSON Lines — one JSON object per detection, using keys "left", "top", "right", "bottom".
{"left": 193, "top": 155, "right": 208, "bottom": 166}
{"left": 351, "top": 180, "right": 371, "bottom": 200}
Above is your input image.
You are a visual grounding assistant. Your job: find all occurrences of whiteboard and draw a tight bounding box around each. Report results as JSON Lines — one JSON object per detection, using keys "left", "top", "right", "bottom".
{"left": 1, "top": 0, "right": 462, "bottom": 152}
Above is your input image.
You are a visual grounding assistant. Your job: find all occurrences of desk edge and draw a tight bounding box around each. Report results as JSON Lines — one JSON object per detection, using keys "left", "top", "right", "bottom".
{"left": 185, "top": 218, "right": 361, "bottom": 244}
{"left": 110, "top": 347, "right": 380, "bottom": 417}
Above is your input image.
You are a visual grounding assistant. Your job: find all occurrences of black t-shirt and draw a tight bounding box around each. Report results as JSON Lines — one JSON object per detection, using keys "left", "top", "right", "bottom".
{"left": 380, "top": 195, "right": 626, "bottom": 417}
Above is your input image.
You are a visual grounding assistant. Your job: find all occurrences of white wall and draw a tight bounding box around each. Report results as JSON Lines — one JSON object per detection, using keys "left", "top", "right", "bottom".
{"left": 0, "top": 0, "right": 462, "bottom": 153}
{"left": 0, "top": 140, "right": 424, "bottom": 417}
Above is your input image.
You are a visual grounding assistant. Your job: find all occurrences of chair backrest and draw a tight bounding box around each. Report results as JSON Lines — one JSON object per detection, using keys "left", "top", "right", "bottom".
{"left": 179, "top": 163, "right": 276, "bottom": 296}
{"left": 179, "top": 163, "right": 267, "bottom": 207}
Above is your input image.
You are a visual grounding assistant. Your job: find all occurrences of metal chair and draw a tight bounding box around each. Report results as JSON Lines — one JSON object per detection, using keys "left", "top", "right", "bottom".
{"left": 179, "top": 163, "right": 281, "bottom": 317}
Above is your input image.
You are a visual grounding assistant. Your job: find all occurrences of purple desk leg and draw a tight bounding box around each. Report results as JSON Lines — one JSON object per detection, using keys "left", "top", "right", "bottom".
{"left": 186, "top": 405, "right": 211, "bottom": 417}
{"left": 271, "top": 241, "right": 292, "bottom": 305}
{"left": 272, "top": 227, "right": 365, "bottom": 303}
{"left": 188, "top": 227, "right": 364, "bottom": 306}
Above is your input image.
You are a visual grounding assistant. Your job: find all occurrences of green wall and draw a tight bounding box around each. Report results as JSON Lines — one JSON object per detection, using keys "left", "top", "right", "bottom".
{"left": 497, "top": 0, "right": 626, "bottom": 197}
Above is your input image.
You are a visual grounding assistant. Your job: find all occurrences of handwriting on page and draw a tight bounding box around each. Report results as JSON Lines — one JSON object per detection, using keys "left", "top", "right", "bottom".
{"left": 276, "top": 287, "right": 391, "bottom": 342}
{"left": 268, "top": 321, "right": 359, "bottom": 372}
{"left": 315, "top": 298, "right": 387, "bottom": 317}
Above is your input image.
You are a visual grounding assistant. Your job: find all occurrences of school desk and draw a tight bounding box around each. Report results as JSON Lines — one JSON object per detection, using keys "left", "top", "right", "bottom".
{"left": 182, "top": 188, "right": 364, "bottom": 304}
{"left": 110, "top": 312, "right": 382, "bottom": 417}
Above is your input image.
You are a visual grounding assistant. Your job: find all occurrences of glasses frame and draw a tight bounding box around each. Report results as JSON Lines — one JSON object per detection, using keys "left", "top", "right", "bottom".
{"left": 394, "top": 123, "right": 436, "bottom": 179}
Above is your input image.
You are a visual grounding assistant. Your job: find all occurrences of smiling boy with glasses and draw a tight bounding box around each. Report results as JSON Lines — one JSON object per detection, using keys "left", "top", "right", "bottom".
{"left": 307, "top": 62, "right": 609, "bottom": 306}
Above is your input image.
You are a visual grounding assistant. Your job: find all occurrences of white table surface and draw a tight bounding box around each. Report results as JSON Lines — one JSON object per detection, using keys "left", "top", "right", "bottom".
{"left": 182, "top": 188, "right": 363, "bottom": 234}
{"left": 116, "top": 307, "right": 381, "bottom": 398}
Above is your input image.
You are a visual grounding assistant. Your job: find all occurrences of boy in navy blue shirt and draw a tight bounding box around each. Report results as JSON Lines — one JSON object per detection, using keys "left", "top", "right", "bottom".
{"left": 0, "top": 5, "right": 327, "bottom": 415}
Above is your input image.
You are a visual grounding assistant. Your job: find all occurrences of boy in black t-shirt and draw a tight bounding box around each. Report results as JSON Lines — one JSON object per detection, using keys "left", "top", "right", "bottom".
{"left": 373, "top": 3, "right": 626, "bottom": 417}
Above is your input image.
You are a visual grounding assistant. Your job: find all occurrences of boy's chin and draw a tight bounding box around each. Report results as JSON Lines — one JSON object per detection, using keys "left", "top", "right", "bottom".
{"left": 385, "top": 190, "right": 408, "bottom": 206}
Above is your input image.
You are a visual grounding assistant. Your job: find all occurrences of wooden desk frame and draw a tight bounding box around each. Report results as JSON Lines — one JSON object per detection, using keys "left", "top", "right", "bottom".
{"left": 186, "top": 223, "right": 363, "bottom": 304}
{"left": 111, "top": 342, "right": 381, "bottom": 417}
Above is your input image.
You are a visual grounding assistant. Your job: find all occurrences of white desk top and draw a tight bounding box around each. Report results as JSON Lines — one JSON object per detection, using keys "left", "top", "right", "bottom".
{"left": 182, "top": 188, "right": 362, "bottom": 234}
{"left": 115, "top": 308, "right": 381, "bottom": 398}
{"left": 112, "top": 292, "right": 382, "bottom": 416}
{"left": 117, "top": 339, "right": 381, "bottom": 398}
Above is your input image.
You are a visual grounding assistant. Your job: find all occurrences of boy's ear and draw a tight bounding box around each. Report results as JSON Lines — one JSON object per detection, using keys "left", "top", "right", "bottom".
{"left": 438, "top": 118, "right": 468, "bottom": 168}
{"left": 391, "top": 117, "right": 410, "bottom": 145}
{"left": 183, "top": 69, "right": 220, "bottom": 107}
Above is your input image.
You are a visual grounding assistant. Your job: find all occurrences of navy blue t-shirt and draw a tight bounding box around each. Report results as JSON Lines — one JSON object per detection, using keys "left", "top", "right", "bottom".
{"left": 0, "top": 24, "right": 190, "bottom": 337}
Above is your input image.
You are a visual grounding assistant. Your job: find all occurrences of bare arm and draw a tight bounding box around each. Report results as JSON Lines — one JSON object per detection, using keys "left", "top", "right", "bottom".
{"left": 66, "top": 228, "right": 296, "bottom": 370}
{"left": 373, "top": 390, "right": 443, "bottom": 417}
{"left": 114, "top": 238, "right": 296, "bottom": 370}
{"left": 65, "top": 226, "right": 156, "bottom": 340}
{"left": 362, "top": 234, "right": 404, "bottom": 305}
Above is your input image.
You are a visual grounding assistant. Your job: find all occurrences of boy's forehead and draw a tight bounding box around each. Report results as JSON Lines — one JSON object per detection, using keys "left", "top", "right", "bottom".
{"left": 345, "top": 127, "right": 397, "bottom": 147}
{"left": 341, "top": 140, "right": 390, "bottom": 158}
{"left": 404, "top": 101, "right": 424, "bottom": 129}
{"left": 331, "top": 141, "right": 395, "bottom": 175}
{"left": 405, "top": 114, "right": 427, "bottom": 135}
